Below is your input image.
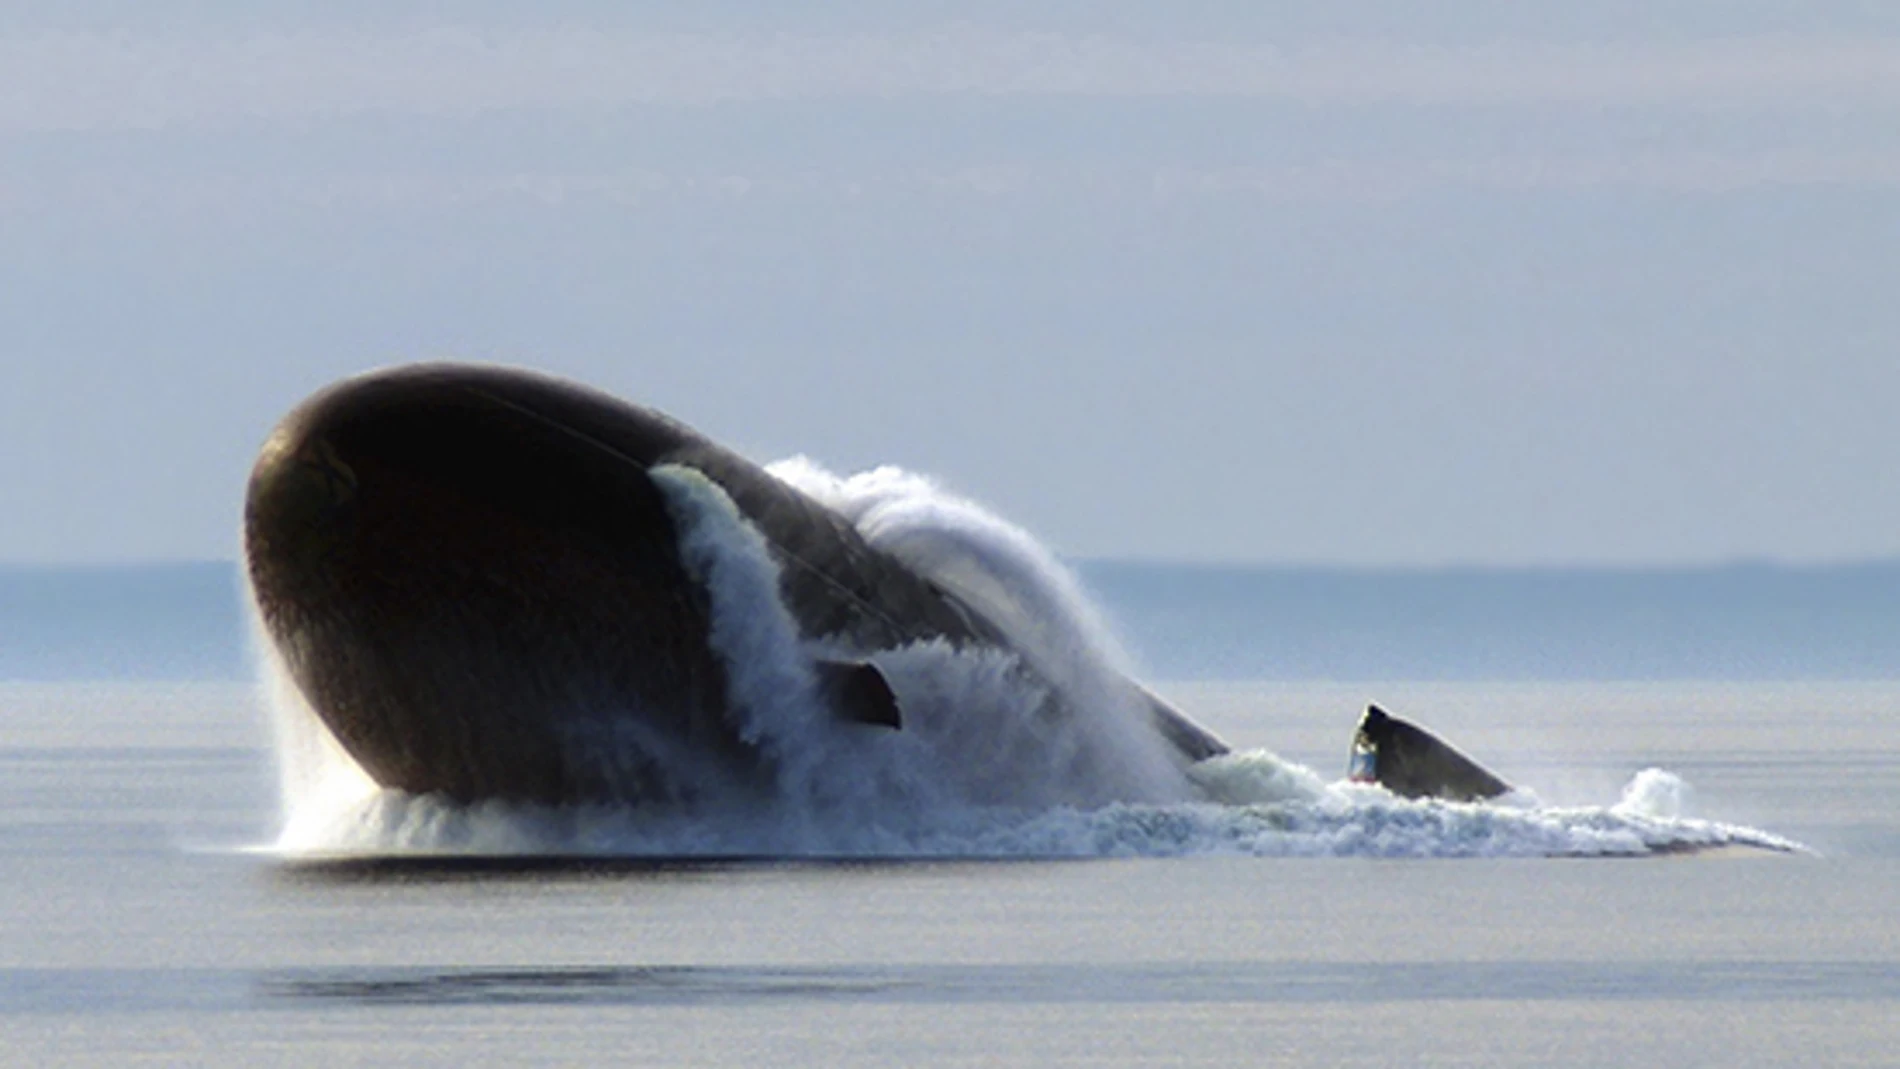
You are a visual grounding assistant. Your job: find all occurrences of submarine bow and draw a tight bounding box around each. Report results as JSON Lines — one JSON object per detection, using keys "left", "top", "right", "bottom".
{"left": 245, "top": 364, "right": 1226, "bottom": 811}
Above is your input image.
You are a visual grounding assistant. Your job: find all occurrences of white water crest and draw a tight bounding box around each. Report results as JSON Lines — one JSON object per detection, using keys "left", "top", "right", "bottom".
{"left": 260, "top": 460, "right": 1803, "bottom": 860}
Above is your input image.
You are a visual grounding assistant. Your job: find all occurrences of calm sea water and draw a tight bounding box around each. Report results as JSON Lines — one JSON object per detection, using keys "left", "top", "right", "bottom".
{"left": 4, "top": 679, "right": 1896, "bottom": 1066}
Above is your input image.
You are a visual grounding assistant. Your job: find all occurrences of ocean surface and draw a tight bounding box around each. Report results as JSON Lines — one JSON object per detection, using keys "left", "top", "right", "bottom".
{"left": 2, "top": 674, "right": 1896, "bottom": 1065}
{"left": 3, "top": 560, "right": 1899, "bottom": 1064}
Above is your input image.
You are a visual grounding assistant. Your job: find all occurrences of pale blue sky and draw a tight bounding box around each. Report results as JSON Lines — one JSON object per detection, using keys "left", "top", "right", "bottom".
{"left": 4, "top": 3, "right": 1899, "bottom": 565}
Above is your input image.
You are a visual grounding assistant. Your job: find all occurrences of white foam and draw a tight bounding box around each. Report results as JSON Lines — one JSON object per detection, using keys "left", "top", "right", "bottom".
{"left": 654, "top": 462, "right": 1198, "bottom": 824}
{"left": 248, "top": 610, "right": 380, "bottom": 854}
{"left": 270, "top": 760, "right": 1803, "bottom": 859}
{"left": 652, "top": 464, "right": 831, "bottom": 801}
{"left": 767, "top": 458, "right": 1194, "bottom": 804}
{"left": 1612, "top": 767, "right": 1691, "bottom": 820}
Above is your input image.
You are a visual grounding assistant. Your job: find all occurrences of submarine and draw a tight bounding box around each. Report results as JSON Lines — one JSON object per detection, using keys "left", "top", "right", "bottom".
{"left": 245, "top": 363, "right": 1515, "bottom": 812}
{"left": 244, "top": 363, "right": 1230, "bottom": 809}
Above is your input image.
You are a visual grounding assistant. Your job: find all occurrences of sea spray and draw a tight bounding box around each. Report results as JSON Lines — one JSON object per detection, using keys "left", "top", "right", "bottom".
{"left": 251, "top": 616, "right": 378, "bottom": 852}
{"left": 652, "top": 462, "right": 1195, "bottom": 821}
{"left": 1613, "top": 768, "right": 1691, "bottom": 820}
{"left": 768, "top": 458, "right": 1195, "bottom": 804}
{"left": 651, "top": 465, "right": 833, "bottom": 808}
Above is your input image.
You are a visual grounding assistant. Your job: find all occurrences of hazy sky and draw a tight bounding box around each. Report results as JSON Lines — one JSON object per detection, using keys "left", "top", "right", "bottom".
{"left": 5, "top": 2, "right": 1899, "bottom": 565}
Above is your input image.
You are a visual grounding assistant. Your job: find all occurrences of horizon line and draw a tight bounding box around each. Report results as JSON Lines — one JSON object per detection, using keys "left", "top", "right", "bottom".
{"left": 7, "top": 555, "right": 1900, "bottom": 576}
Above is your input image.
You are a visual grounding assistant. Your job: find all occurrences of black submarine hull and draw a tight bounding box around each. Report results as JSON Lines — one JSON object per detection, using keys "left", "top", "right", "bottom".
{"left": 244, "top": 364, "right": 1224, "bottom": 807}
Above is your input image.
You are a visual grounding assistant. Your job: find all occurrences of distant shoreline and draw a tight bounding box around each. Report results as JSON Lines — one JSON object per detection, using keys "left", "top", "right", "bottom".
{"left": 5, "top": 560, "right": 1897, "bottom": 682}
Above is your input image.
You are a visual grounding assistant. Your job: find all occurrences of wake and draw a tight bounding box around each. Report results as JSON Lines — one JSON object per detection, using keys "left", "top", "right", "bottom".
{"left": 262, "top": 460, "right": 1802, "bottom": 860}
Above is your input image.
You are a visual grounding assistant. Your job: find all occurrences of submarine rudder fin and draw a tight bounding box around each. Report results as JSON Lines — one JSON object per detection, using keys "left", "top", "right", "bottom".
{"left": 1351, "top": 703, "right": 1511, "bottom": 802}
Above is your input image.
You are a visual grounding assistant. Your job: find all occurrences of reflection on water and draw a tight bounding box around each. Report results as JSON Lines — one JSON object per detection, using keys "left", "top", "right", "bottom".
{"left": 272, "top": 854, "right": 1026, "bottom": 885}
{"left": 257, "top": 961, "right": 1900, "bottom": 1009}
{"left": 261, "top": 966, "right": 902, "bottom": 1006}
{"left": 10, "top": 961, "right": 1894, "bottom": 1016}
